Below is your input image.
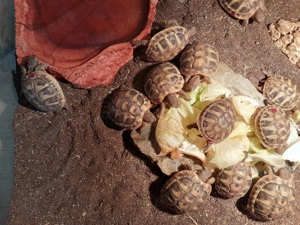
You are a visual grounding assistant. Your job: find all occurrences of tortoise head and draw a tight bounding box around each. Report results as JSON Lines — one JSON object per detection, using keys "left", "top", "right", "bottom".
{"left": 277, "top": 167, "right": 293, "bottom": 180}
{"left": 26, "top": 55, "right": 39, "bottom": 73}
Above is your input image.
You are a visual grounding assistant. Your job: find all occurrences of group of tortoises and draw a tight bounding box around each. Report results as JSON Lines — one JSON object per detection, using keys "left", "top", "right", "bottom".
{"left": 162, "top": 163, "right": 295, "bottom": 221}
{"left": 19, "top": 0, "right": 297, "bottom": 222}
{"left": 106, "top": 20, "right": 221, "bottom": 130}
{"left": 157, "top": 67, "right": 297, "bottom": 221}
{"left": 105, "top": 7, "right": 296, "bottom": 222}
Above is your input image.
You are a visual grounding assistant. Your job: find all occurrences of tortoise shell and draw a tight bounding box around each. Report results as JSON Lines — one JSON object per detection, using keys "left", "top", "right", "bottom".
{"left": 215, "top": 161, "right": 252, "bottom": 198}
{"left": 107, "top": 88, "right": 153, "bottom": 130}
{"left": 144, "top": 62, "right": 184, "bottom": 105}
{"left": 197, "top": 99, "right": 236, "bottom": 143}
{"left": 180, "top": 43, "right": 219, "bottom": 78}
{"left": 254, "top": 105, "right": 290, "bottom": 149}
{"left": 145, "top": 25, "right": 195, "bottom": 62}
{"left": 247, "top": 167, "right": 295, "bottom": 221}
{"left": 21, "top": 70, "right": 66, "bottom": 112}
{"left": 161, "top": 170, "right": 213, "bottom": 214}
{"left": 219, "top": 0, "right": 264, "bottom": 20}
{"left": 263, "top": 75, "right": 298, "bottom": 110}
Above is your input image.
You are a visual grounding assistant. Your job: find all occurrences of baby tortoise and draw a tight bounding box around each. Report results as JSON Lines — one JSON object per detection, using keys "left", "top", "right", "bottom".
{"left": 21, "top": 55, "right": 66, "bottom": 112}
{"left": 107, "top": 88, "right": 156, "bottom": 130}
{"left": 247, "top": 165, "right": 295, "bottom": 221}
{"left": 135, "top": 21, "right": 196, "bottom": 62}
{"left": 161, "top": 169, "right": 215, "bottom": 214}
{"left": 260, "top": 70, "right": 298, "bottom": 111}
{"left": 180, "top": 43, "right": 220, "bottom": 92}
{"left": 215, "top": 160, "right": 252, "bottom": 198}
{"left": 197, "top": 98, "right": 236, "bottom": 145}
{"left": 144, "top": 62, "right": 190, "bottom": 108}
{"left": 254, "top": 105, "right": 290, "bottom": 151}
{"left": 219, "top": 0, "right": 266, "bottom": 26}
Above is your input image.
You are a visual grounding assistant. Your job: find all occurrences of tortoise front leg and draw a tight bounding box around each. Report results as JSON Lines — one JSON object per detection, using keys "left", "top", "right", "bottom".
{"left": 166, "top": 93, "right": 180, "bottom": 108}
{"left": 143, "top": 110, "right": 156, "bottom": 123}
{"left": 177, "top": 89, "right": 191, "bottom": 101}
{"left": 184, "top": 75, "right": 201, "bottom": 92}
{"left": 241, "top": 18, "right": 249, "bottom": 26}
{"left": 34, "top": 63, "right": 49, "bottom": 71}
{"left": 131, "top": 39, "right": 150, "bottom": 47}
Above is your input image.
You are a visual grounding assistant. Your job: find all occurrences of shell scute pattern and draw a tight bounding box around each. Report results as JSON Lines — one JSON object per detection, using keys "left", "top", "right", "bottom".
{"left": 254, "top": 105, "right": 290, "bottom": 149}
{"left": 108, "top": 89, "right": 152, "bottom": 130}
{"left": 180, "top": 43, "right": 219, "bottom": 77}
{"left": 247, "top": 169, "right": 295, "bottom": 221}
{"left": 215, "top": 161, "right": 252, "bottom": 198}
{"left": 146, "top": 26, "right": 189, "bottom": 62}
{"left": 161, "top": 170, "right": 213, "bottom": 214}
{"left": 21, "top": 59, "right": 66, "bottom": 112}
{"left": 219, "top": 0, "right": 262, "bottom": 19}
{"left": 197, "top": 99, "right": 236, "bottom": 143}
{"left": 263, "top": 75, "right": 298, "bottom": 110}
{"left": 144, "top": 62, "right": 184, "bottom": 104}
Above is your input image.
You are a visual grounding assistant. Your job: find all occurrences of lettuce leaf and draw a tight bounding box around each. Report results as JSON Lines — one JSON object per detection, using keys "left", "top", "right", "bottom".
{"left": 231, "top": 95, "right": 261, "bottom": 124}
{"left": 204, "top": 122, "right": 251, "bottom": 169}
{"left": 204, "top": 134, "right": 249, "bottom": 169}
{"left": 247, "top": 137, "right": 286, "bottom": 168}
{"left": 192, "top": 80, "right": 231, "bottom": 110}
{"left": 155, "top": 98, "right": 206, "bottom": 160}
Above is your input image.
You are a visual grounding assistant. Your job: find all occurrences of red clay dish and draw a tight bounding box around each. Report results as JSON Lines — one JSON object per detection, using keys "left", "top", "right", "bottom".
{"left": 15, "top": 0, "right": 158, "bottom": 88}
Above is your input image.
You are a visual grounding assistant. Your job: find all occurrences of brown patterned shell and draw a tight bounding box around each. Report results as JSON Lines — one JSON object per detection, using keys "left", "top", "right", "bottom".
{"left": 254, "top": 105, "right": 290, "bottom": 149}
{"left": 197, "top": 99, "right": 236, "bottom": 143}
{"left": 219, "top": 0, "right": 264, "bottom": 20}
{"left": 180, "top": 43, "right": 219, "bottom": 77}
{"left": 263, "top": 75, "right": 298, "bottom": 110}
{"left": 146, "top": 26, "right": 191, "bottom": 62}
{"left": 21, "top": 70, "right": 66, "bottom": 112}
{"left": 144, "top": 62, "right": 184, "bottom": 104}
{"left": 107, "top": 89, "right": 152, "bottom": 130}
{"left": 161, "top": 170, "right": 212, "bottom": 214}
{"left": 247, "top": 169, "right": 295, "bottom": 221}
{"left": 215, "top": 161, "right": 252, "bottom": 198}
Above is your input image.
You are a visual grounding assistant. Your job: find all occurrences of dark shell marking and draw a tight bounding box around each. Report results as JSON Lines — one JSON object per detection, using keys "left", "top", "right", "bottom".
{"left": 197, "top": 99, "right": 236, "bottom": 143}
{"left": 21, "top": 70, "right": 66, "bottom": 112}
{"left": 180, "top": 43, "right": 219, "bottom": 77}
{"left": 215, "top": 161, "right": 252, "bottom": 198}
{"left": 107, "top": 89, "right": 152, "bottom": 130}
{"left": 219, "top": 0, "right": 262, "bottom": 19}
{"left": 146, "top": 26, "right": 189, "bottom": 62}
{"left": 254, "top": 105, "right": 290, "bottom": 149}
{"left": 161, "top": 170, "right": 212, "bottom": 214}
{"left": 144, "top": 62, "right": 184, "bottom": 104}
{"left": 263, "top": 75, "right": 298, "bottom": 110}
{"left": 247, "top": 171, "right": 295, "bottom": 221}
